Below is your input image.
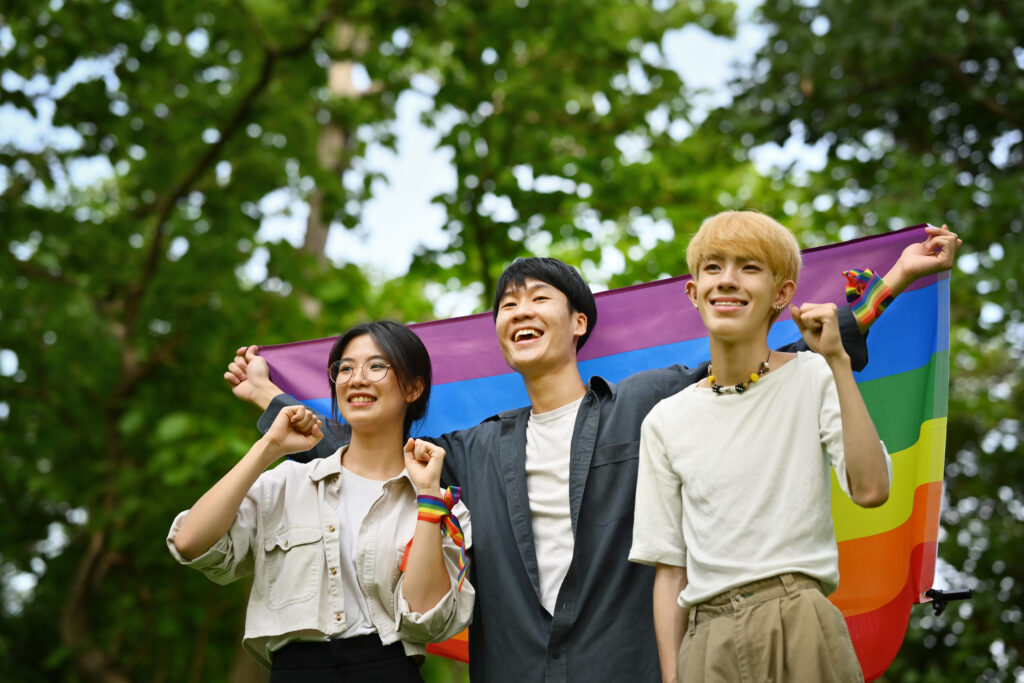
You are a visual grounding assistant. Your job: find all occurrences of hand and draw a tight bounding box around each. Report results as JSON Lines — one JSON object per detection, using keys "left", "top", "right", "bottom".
{"left": 792, "top": 302, "right": 846, "bottom": 363}
{"left": 224, "top": 345, "right": 281, "bottom": 410}
{"left": 263, "top": 405, "right": 323, "bottom": 459}
{"left": 403, "top": 438, "right": 445, "bottom": 495}
{"left": 885, "top": 224, "right": 962, "bottom": 294}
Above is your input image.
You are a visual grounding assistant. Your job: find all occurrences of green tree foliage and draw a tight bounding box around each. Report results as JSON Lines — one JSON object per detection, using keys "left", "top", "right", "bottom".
{"left": 0, "top": 0, "right": 738, "bottom": 680}
{"left": 6, "top": 0, "right": 1017, "bottom": 680}
{"left": 716, "top": 1, "right": 1024, "bottom": 680}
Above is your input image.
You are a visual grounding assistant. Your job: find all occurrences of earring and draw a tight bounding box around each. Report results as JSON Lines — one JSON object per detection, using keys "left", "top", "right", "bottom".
{"left": 775, "top": 305, "right": 784, "bottom": 312}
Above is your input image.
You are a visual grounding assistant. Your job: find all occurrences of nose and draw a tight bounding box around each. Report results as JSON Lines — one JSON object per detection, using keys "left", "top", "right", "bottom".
{"left": 510, "top": 300, "right": 534, "bottom": 320}
{"left": 716, "top": 265, "right": 740, "bottom": 288}
{"left": 349, "top": 364, "right": 372, "bottom": 385}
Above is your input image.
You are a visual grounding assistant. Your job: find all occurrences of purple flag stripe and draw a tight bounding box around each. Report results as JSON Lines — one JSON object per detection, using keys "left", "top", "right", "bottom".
{"left": 261, "top": 225, "right": 935, "bottom": 398}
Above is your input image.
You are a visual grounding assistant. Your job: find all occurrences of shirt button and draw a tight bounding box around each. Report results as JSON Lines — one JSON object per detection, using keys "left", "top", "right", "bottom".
{"left": 330, "top": 567, "right": 338, "bottom": 575}
{"left": 553, "top": 653, "right": 560, "bottom": 660}
{"left": 335, "top": 612, "right": 342, "bottom": 621}
{"left": 283, "top": 541, "right": 289, "bottom": 548}
{"left": 328, "top": 525, "right": 336, "bottom": 533}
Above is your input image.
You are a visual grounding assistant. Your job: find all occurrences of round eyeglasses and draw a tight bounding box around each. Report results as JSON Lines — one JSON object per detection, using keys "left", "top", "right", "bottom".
{"left": 329, "top": 359, "right": 391, "bottom": 385}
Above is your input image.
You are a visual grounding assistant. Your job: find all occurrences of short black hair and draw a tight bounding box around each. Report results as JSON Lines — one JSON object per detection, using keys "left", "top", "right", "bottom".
{"left": 491, "top": 257, "right": 597, "bottom": 351}
{"left": 327, "top": 320, "right": 432, "bottom": 438}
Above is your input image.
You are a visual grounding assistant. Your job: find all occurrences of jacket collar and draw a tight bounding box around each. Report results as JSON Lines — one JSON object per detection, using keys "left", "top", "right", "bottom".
{"left": 310, "top": 447, "right": 344, "bottom": 482}
{"left": 309, "top": 445, "right": 416, "bottom": 489}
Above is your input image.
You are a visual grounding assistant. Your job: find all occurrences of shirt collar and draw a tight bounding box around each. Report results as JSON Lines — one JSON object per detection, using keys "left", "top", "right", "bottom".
{"left": 587, "top": 374, "right": 615, "bottom": 398}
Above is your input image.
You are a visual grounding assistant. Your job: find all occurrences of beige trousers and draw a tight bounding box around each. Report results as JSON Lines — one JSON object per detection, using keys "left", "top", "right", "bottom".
{"left": 679, "top": 573, "right": 864, "bottom": 683}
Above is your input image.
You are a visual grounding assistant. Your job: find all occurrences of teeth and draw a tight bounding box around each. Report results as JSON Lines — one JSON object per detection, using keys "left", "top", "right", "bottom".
{"left": 514, "top": 329, "right": 541, "bottom": 342}
{"left": 713, "top": 301, "right": 745, "bottom": 307}
{"left": 349, "top": 396, "right": 376, "bottom": 404}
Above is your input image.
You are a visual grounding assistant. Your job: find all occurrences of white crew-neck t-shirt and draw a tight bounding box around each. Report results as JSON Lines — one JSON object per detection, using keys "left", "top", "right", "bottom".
{"left": 336, "top": 466, "right": 386, "bottom": 637}
{"left": 526, "top": 396, "right": 583, "bottom": 614}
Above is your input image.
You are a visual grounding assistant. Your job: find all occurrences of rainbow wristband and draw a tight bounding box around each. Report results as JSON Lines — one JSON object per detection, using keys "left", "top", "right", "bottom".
{"left": 416, "top": 495, "right": 449, "bottom": 524}
{"left": 401, "top": 487, "right": 470, "bottom": 591}
{"left": 844, "top": 268, "right": 893, "bottom": 328}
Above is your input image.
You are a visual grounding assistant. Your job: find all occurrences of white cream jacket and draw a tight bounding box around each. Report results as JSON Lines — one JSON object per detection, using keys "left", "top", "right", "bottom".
{"left": 167, "top": 447, "right": 474, "bottom": 668}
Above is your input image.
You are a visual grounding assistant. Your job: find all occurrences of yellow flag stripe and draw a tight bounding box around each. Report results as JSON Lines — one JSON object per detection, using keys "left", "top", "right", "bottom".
{"left": 831, "top": 417, "right": 946, "bottom": 542}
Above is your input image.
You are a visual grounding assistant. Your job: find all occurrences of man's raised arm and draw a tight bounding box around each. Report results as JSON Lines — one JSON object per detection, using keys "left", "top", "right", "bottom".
{"left": 225, "top": 344, "right": 344, "bottom": 462}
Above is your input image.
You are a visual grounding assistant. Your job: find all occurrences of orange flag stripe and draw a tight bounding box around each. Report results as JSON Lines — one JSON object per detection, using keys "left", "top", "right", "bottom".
{"left": 426, "top": 629, "right": 469, "bottom": 663}
{"left": 830, "top": 481, "right": 942, "bottom": 615}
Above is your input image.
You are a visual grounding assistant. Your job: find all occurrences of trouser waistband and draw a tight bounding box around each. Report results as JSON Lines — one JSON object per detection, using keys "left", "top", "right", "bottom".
{"left": 272, "top": 634, "right": 407, "bottom": 669}
{"left": 688, "top": 573, "right": 823, "bottom": 630}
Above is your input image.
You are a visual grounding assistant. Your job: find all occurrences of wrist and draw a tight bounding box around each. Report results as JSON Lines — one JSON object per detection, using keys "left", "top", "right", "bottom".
{"left": 824, "top": 351, "right": 852, "bottom": 370}
{"left": 415, "top": 484, "right": 442, "bottom": 497}
{"left": 881, "top": 261, "right": 909, "bottom": 296}
{"left": 256, "top": 433, "right": 288, "bottom": 463}
{"left": 252, "top": 386, "right": 282, "bottom": 411}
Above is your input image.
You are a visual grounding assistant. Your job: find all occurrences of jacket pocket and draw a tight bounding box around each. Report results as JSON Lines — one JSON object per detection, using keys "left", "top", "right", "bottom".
{"left": 262, "top": 526, "right": 323, "bottom": 609}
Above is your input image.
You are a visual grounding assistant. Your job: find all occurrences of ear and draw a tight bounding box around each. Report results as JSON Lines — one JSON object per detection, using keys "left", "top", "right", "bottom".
{"left": 685, "top": 280, "right": 699, "bottom": 308}
{"left": 774, "top": 279, "right": 796, "bottom": 309}
{"left": 572, "top": 311, "right": 588, "bottom": 339}
{"left": 404, "top": 378, "right": 425, "bottom": 405}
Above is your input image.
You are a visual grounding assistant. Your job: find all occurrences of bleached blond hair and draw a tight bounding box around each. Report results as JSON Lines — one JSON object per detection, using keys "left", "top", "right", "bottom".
{"left": 686, "top": 210, "right": 802, "bottom": 286}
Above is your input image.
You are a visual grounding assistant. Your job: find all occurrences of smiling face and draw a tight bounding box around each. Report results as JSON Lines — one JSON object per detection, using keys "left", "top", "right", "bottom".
{"left": 686, "top": 254, "right": 795, "bottom": 341}
{"left": 334, "top": 334, "right": 422, "bottom": 436}
{"left": 495, "top": 278, "right": 588, "bottom": 376}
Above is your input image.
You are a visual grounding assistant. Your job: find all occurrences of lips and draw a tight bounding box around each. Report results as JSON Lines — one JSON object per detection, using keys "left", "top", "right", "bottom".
{"left": 710, "top": 297, "right": 747, "bottom": 308}
{"left": 512, "top": 327, "right": 543, "bottom": 343}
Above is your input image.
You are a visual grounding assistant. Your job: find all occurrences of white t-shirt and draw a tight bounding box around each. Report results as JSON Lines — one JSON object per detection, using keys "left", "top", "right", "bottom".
{"left": 629, "top": 352, "right": 891, "bottom": 607}
{"left": 336, "top": 466, "right": 386, "bottom": 637}
{"left": 526, "top": 396, "right": 583, "bottom": 614}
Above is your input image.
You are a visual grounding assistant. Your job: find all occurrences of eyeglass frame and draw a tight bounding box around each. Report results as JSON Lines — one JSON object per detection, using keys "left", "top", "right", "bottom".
{"left": 328, "top": 358, "right": 392, "bottom": 385}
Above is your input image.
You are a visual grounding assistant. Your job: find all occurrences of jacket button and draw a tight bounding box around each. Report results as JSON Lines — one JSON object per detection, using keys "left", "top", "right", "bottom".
{"left": 283, "top": 541, "right": 289, "bottom": 548}
{"left": 553, "top": 653, "right": 560, "bottom": 660}
{"left": 335, "top": 613, "right": 342, "bottom": 621}
{"left": 330, "top": 567, "right": 338, "bottom": 575}
{"left": 328, "top": 525, "right": 336, "bottom": 533}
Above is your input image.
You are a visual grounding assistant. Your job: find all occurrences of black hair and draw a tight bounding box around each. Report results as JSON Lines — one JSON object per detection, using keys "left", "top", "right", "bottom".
{"left": 491, "top": 257, "right": 597, "bottom": 351}
{"left": 327, "top": 320, "right": 432, "bottom": 438}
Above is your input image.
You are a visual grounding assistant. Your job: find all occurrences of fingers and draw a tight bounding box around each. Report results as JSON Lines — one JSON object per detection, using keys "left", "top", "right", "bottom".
{"left": 404, "top": 438, "right": 445, "bottom": 463}
{"left": 227, "top": 345, "right": 259, "bottom": 381}
{"left": 284, "top": 406, "right": 321, "bottom": 435}
{"left": 924, "top": 225, "right": 962, "bottom": 257}
{"left": 792, "top": 302, "right": 837, "bottom": 328}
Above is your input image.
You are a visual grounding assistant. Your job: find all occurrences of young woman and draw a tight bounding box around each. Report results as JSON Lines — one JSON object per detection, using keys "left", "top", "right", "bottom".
{"left": 167, "top": 321, "right": 473, "bottom": 682}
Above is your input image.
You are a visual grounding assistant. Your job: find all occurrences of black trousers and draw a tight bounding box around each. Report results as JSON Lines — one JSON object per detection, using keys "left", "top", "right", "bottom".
{"left": 270, "top": 635, "right": 423, "bottom": 683}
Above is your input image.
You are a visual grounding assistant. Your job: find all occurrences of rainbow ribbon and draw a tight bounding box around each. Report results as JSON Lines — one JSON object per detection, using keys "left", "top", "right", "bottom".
{"left": 401, "top": 486, "right": 470, "bottom": 591}
{"left": 844, "top": 268, "right": 894, "bottom": 329}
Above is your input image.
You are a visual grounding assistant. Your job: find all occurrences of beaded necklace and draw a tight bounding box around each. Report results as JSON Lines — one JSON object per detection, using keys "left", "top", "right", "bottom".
{"left": 708, "top": 350, "right": 772, "bottom": 394}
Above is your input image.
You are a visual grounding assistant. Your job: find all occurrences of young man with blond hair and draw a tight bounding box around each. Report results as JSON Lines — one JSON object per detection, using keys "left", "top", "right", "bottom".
{"left": 630, "top": 210, "right": 894, "bottom": 682}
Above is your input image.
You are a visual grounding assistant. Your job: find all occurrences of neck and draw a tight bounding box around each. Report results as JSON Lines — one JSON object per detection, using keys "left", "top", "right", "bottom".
{"left": 343, "top": 426, "right": 407, "bottom": 480}
{"left": 707, "top": 334, "right": 772, "bottom": 386}
{"left": 520, "top": 361, "right": 587, "bottom": 414}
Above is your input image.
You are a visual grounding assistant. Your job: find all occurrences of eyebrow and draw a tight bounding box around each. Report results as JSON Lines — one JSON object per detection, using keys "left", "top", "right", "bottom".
{"left": 705, "top": 253, "right": 761, "bottom": 263}
{"left": 502, "top": 282, "right": 554, "bottom": 298}
{"left": 339, "top": 355, "right": 389, "bottom": 363}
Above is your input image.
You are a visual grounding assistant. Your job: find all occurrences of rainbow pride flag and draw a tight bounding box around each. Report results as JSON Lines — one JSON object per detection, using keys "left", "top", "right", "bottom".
{"left": 259, "top": 225, "right": 948, "bottom": 680}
